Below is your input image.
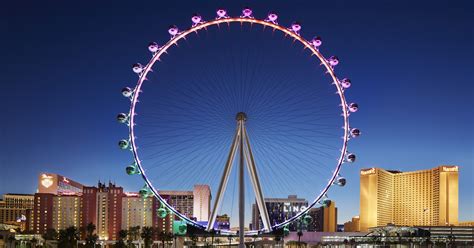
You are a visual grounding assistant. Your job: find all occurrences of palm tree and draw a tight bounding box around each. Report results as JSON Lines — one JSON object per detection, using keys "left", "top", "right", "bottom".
{"left": 116, "top": 229, "right": 128, "bottom": 248}
{"left": 141, "top": 226, "right": 155, "bottom": 248}
{"left": 59, "top": 226, "right": 79, "bottom": 248}
{"left": 128, "top": 226, "right": 141, "bottom": 247}
{"left": 297, "top": 230, "right": 303, "bottom": 248}
{"left": 84, "top": 223, "right": 98, "bottom": 248}
{"left": 42, "top": 228, "right": 58, "bottom": 247}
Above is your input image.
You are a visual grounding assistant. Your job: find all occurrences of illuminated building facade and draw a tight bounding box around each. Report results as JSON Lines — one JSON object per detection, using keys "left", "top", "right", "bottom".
{"left": 360, "top": 166, "right": 459, "bottom": 231}
{"left": 307, "top": 201, "right": 338, "bottom": 232}
{"left": 0, "top": 194, "right": 34, "bottom": 231}
{"left": 52, "top": 195, "right": 82, "bottom": 231}
{"left": 216, "top": 214, "right": 230, "bottom": 230}
{"left": 81, "top": 186, "right": 98, "bottom": 237}
{"left": 32, "top": 193, "right": 54, "bottom": 234}
{"left": 95, "top": 182, "right": 123, "bottom": 241}
{"left": 121, "top": 193, "right": 153, "bottom": 230}
{"left": 159, "top": 190, "right": 194, "bottom": 219}
{"left": 192, "top": 185, "right": 211, "bottom": 222}
{"left": 38, "top": 173, "right": 83, "bottom": 195}
{"left": 343, "top": 216, "right": 360, "bottom": 232}
{"left": 252, "top": 195, "right": 308, "bottom": 231}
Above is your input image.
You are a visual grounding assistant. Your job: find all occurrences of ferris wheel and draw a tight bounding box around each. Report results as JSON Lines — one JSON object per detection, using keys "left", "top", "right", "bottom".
{"left": 117, "top": 7, "right": 360, "bottom": 240}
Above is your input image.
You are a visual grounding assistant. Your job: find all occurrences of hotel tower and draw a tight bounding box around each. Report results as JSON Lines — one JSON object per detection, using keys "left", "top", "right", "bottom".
{"left": 360, "top": 165, "right": 458, "bottom": 231}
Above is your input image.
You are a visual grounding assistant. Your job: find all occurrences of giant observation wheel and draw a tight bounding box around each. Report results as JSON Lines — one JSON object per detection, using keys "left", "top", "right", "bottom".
{"left": 117, "top": 8, "right": 360, "bottom": 238}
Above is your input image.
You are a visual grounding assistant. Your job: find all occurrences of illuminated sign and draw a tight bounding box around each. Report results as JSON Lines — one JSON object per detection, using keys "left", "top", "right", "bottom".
{"left": 442, "top": 166, "right": 458, "bottom": 172}
{"left": 124, "top": 192, "right": 139, "bottom": 197}
{"left": 361, "top": 168, "right": 376, "bottom": 175}
{"left": 41, "top": 174, "right": 54, "bottom": 188}
{"left": 283, "top": 205, "right": 306, "bottom": 213}
{"left": 62, "top": 177, "right": 70, "bottom": 183}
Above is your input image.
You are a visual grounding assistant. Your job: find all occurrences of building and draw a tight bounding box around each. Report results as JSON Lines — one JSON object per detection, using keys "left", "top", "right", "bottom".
{"left": 152, "top": 195, "right": 174, "bottom": 236}
{"left": 360, "top": 165, "right": 459, "bottom": 231}
{"left": 32, "top": 193, "right": 54, "bottom": 235}
{"left": 95, "top": 182, "right": 123, "bottom": 241}
{"left": 159, "top": 190, "right": 194, "bottom": 219}
{"left": 252, "top": 195, "right": 308, "bottom": 231}
{"left": 307, "top": 201, "right": 337, "bottom": 232}
{"left": 52, "top": 194, "right": 82, "bottom": 231}
{"left": 121, "top": 192, "right": 153, "bottom": 230}
{"left": 343, "top": 216, "right": 360, "bottom": 232}
{"left": 192, "top": 185, "right": 211, "bottom": 222}
{"left": 38, "top": 173, "right": 83, "bottom": 195}
{"left": 0, "top": 194, "right": 34, "bottom": 231}
{"left": 216, "top": 214, "right": 230, "bottom": 230}
{"left": 82, "top": 186, "right": 98, "bottom": 235}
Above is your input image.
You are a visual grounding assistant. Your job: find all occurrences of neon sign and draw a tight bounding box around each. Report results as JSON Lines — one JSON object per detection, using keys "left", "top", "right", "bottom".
{"left": 360, "top": 168, "right": 376, "bottom": 175}
{"left": 41, "top": 174, "right": 54, "bottom": 188}
{"left": 442, "top": 166, "right": 458, "bottom": 172}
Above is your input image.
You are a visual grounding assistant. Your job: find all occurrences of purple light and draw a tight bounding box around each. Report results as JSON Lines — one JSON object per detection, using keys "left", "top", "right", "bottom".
{"left": 241, "top": 7, "right": 253, "bottom": 18}
{"left": 191, "top": 14, "right": 202, "bottom": 25}
{"left": 168, "top": 25, "right": 179, "bottom": 37}
{"left": 216, "top": 9, "right": 228, "bottom": 19}
{"left": 348, "top": 103, "right": 358, "bottom": 112}
{"left": 340, "top": 78, "right": 351, "bottom": 89}
{"left": 132, "top": 63, "right": 143, "bottom": 74}
{"left": 266, "top": 12, "right": 278, "bottom": 23}
{"left": 148, "top": 42, "right": 159, "bottom": 53}
{"left": 328, "top": 56, "right": 339, "bottom": 67}
{"left": 291, "top": 22, "right": 301, "bottom": 34}
{"left": 311, "top": 36, "right": 322, "bottom": 48}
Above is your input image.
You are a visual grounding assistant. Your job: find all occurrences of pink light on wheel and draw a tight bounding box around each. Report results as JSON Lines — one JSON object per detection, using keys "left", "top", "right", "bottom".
{"left": 191, "top": 14, "right": 202, "bottom": 26}
{"left": 290, "top": 22, "right": 301, "bottom": 34}
{"left": 241, "top": 7, "right": 253, "bottom": 18}
{"left": 265, "top": 12, "right": 278, "bottom": 24}
{"left": 311, "top": 36, "right": 322, "bottom": 49}
{"left": 216, "top": 9, "right": 228, "bottom": 19}
{"left": 168, "top": 25, "right": 179, "bottom": 38}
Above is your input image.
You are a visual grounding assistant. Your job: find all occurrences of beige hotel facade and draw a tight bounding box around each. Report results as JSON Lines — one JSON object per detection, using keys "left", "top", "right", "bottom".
{"left": 360, "top": 165, "right": 458, "bottom": 231}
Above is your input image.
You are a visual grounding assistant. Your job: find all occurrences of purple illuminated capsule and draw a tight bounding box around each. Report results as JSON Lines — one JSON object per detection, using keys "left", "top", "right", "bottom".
{"left": 122, "top": 87, "right": 133, "bottom": 98}
{"left": 351, "top": 128, "right": 361, "bottom": 138}
{"left": 132, "top": 63, "right": 143, "bottom": 74}
{"left": 216, "top": 8, "right": 228, "bottom": 19}
{"left": 347, "top": 153, "right": 356, "bottom": 163}
{"left": 328, "top": 56, "right": 339, "bottom": 67}
{"left": 191, "top": 14, "right": 202, "bottom": 25}
{"left": 348, "top": 103, "right": 359, "bottom": 112}
{"left": 291, "top": 22, "right": 301, "bottom": 34}
{"left": 266, "top": 11, "right": 278, "bottom": 23}
{"left": 311, "top": 36, "right": 322, "bottom": 48}
{"left": 148, "top": 42, "right": 159, "bottom": 53}
{"left": 340, "top": 78, "right": 351, "bottom": 89}
{"left": 241, "top": 7, "right": 253, "bottom": 18}
{"left": 168, "top": 25, "right": 179, "bottom": 37}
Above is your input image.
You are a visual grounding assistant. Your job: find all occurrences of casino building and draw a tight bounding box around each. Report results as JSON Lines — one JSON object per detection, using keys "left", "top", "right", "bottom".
{"left": 360, "top": 165, "right": 459, "bottom": 231}
{"left": 0, "top": 194, "right": 34, "bottom": 231}
{"left": 251, "top": 195, "right": 308, "bottom": 231}
{"left": 38, "top": 173, "right": 83, "bottom": 195}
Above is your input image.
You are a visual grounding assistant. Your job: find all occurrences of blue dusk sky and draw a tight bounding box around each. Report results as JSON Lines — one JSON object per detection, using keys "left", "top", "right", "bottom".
{"left": 1, "top": 0, "right": 473, "bottom": 224}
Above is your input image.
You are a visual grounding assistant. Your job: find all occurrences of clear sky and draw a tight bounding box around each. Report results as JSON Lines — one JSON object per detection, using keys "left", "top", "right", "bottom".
{"left": 1, "top": 0, "right": 473, "bottom": 224}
